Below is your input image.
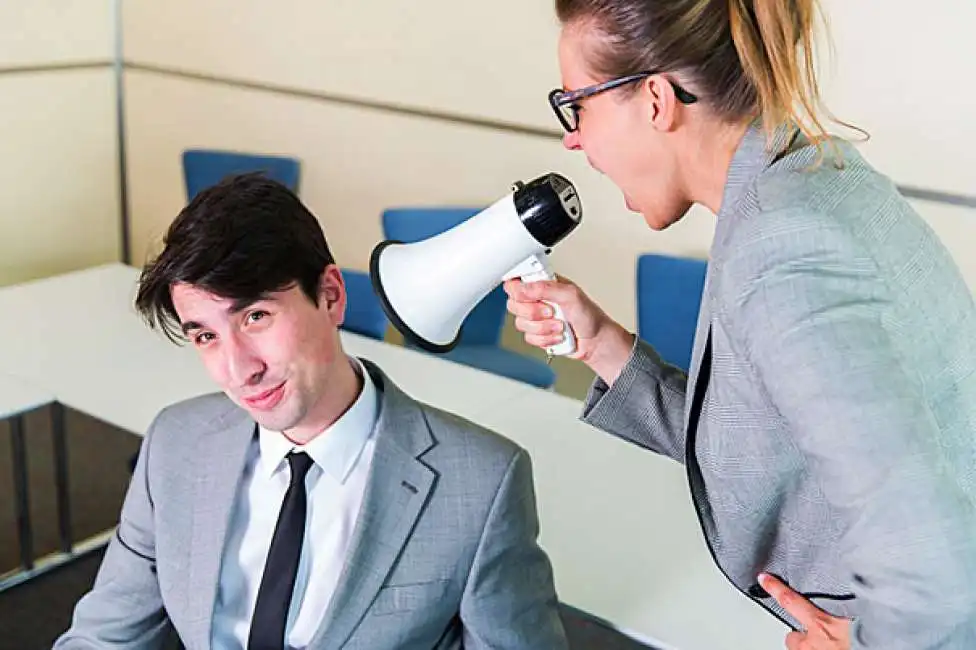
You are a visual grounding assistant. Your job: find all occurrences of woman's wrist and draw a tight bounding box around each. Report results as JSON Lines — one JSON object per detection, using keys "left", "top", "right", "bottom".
{"left": 585, "top": 320, "right": 635, "bottom": 386}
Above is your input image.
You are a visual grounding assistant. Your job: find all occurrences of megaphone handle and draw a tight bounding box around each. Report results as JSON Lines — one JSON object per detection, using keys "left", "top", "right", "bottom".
{"left": 519, "top": 268, "right": 578, "bottom": 357}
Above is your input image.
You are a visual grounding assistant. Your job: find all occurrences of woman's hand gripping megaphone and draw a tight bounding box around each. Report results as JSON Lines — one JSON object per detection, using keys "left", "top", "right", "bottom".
{"left": 503, "top": 274, "right": 614, "bottom": 365}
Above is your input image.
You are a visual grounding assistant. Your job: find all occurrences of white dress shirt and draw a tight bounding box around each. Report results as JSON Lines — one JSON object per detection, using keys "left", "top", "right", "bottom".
{"left": 211, "top": 357, "right": 380, "bottom": 650}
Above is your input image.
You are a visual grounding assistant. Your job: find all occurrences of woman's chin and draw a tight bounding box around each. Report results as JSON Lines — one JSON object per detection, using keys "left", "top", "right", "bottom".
{"left": 623, "top": 193, "right": 641, "bottom": 213}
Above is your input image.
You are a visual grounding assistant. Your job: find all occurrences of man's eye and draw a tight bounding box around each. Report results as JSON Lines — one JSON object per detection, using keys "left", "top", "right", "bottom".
{"left": 247, "top": 310, "right": 269, "bottom": 323}
{"left": 194, "top": 332, "right": 215, "bottom": 345}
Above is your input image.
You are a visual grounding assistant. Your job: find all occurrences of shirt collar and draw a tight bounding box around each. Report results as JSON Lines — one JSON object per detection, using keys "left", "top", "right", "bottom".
{"left": 257, "top": 356, "right": 379, "bottom": 484}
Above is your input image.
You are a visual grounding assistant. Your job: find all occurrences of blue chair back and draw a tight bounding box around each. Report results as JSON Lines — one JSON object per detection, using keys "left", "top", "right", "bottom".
{"left": 636, "top": 253, "right": 707, "bottom": 373}
{"left": 182, "top": 149, "right": 301, "bottom": 200}
{"left": 381, "top": 207, "right": 506, "bottom": 346}
{"left": 340, "top": 269, "right": 388, "bottom": 341}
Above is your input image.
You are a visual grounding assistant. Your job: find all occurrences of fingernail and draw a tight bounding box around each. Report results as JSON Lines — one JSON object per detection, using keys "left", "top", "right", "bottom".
{"left": 758, "top": 573, "right": 769, "bottom": 585}
{"left": 542, "top": 307, "right": 553, "bottom": 318}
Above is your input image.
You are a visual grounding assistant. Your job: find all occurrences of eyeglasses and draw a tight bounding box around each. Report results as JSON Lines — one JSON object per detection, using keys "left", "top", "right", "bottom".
{"left": 548, "top": 72, "right": 698, "bottom": 133}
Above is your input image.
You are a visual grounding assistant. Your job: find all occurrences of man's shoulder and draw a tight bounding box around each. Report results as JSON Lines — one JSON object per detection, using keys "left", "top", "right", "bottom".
{"left": 388, "top": 386, "right": 525, "bottom": 481}
{"left": 420, "top": 402, "right": 521, "bottom": 457}
{"left": 149, "top": 391, "right": 240, "bottom": 435}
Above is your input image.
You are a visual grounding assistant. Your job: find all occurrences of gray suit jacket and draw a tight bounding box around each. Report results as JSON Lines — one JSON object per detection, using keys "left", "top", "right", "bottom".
{"left": 55, "top": 360, "right": 568, "bottom": 649}
{"left": 583, "top": 123, "right": 976, "bottom": 648}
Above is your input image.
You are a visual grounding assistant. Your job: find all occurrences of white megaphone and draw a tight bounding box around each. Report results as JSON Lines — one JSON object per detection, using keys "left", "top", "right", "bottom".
{"left": 370, "top": 172, "right": 582, "bottom": 358}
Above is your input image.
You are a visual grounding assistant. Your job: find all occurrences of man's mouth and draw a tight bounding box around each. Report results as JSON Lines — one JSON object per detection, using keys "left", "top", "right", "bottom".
{"left": 242, "top": 381, "right": 286, "bottom": 411}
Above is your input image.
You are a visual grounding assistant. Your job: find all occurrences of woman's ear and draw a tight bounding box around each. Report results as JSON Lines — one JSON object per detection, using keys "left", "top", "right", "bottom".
{"left": 644, "top": 74, "right": 679, "bottom": 131}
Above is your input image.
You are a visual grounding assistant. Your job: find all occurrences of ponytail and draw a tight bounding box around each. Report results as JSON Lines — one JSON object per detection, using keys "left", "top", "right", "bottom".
{"left": 729, "top": 0, "right": 858, "bottom": 162}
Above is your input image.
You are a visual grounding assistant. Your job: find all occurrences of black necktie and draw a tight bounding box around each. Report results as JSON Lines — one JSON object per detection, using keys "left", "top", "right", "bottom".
{"left": 248, "top": 451, "right": 314, "bottom": 650}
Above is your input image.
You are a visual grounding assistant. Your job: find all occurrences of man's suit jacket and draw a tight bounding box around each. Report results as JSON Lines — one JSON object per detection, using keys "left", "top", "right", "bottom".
{"left": 583, "top": 123, "right": 976, "bottom": 648}
{"left": 55, "top": 360, "right": 569, "bottom": 649}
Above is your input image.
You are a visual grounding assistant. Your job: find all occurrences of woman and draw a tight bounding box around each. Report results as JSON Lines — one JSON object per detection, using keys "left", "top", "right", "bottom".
{"left": 504, "top": 1, "right": 976, "bottom": 649}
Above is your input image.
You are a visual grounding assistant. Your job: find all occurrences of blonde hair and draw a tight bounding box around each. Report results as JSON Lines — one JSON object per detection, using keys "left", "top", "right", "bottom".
{"left": 556, "top": 0, "right": 865, "bottom": 162}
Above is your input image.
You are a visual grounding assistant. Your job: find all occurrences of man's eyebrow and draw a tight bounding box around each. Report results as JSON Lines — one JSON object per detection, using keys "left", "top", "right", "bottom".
{"left": 229, "top": 294, "right": 278, "bottom": 314}
{"left": 180, "top": 320, "right": 203, "bottom": 336}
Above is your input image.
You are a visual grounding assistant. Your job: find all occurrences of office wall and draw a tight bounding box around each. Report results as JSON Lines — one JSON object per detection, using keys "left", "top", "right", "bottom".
{"left": 122, "top": 0, "right": 975, "bottom": 329}
{"left": 0, "top": 2, "right": 121, "bottom": 286}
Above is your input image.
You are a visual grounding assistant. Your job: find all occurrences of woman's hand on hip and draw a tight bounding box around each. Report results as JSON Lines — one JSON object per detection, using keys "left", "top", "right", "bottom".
{"left": 760, "top": 574, "right": 851, "bottom": 650}
{"left": 503, "top": 276, "right": 635, "bottom": 385}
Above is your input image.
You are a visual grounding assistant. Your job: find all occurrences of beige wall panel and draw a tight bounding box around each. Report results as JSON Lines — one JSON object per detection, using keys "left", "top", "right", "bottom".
{"left": 124, "top": 70, "right": 722, "bottom": 331}
{"left": 0, "top": 1, "right": 114, "bottom": 66}
{"left": 124, "top": 0, "right": 976, "bottom": 196}
{"left": 122, "top": 0, "right": 562, "bottom": 131}
{"left": 817, "top": 0, "right": 975, "bottom": 196}
{"left": 0, "top": 70, "right": 121, "bottom": 286}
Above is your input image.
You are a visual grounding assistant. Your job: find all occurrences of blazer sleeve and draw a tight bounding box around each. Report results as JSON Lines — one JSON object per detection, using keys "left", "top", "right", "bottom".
{"left": 459, "top": 448, "right": 569, "bottom": 650}
{"left": 53, "top": 412, "right": 173, "bottom": 650}
{"left": 724, "top": 211, "right": 976, "bottom": 650}
{"left": 580, "top": 336, "right": 689, "bottom": 462}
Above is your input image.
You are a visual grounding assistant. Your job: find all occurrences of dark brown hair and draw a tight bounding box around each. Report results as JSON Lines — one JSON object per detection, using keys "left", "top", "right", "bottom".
{"left": 135, "top": 173, "right": 335, "bottom": 342}
{"left": 556, "top": 0, "right": 860, "bottom": 153}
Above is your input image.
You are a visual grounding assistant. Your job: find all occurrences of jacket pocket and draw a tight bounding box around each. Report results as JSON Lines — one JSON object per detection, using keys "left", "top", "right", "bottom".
{"left": 370, "top": 580, "right": 451, "bottom": 617}
{"left": 802, "top": 590, "right": 855, "bottom": 601}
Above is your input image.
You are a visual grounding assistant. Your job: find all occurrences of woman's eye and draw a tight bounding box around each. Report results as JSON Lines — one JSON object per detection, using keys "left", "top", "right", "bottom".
{"left": 247, "top": 310, "right": 269, "bottom": 323}
{"left": 195, "top": 332, "right": 215, "bottom": 345}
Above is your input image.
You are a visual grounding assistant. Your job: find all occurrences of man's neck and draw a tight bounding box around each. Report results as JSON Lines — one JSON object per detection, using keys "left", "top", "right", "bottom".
{"left": 283, "top": 356, "right": 364, "bottom": 446}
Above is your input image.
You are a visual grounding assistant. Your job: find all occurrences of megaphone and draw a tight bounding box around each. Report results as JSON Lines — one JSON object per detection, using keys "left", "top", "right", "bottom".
{"left": 369, "top": 172, "right": 582, "bottom": 358}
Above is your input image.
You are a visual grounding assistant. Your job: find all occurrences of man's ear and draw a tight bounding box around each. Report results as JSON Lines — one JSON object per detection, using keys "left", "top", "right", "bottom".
{"left": 318, "top": 265, "right": 346, "bottom": 325}
{"left": 643, "top": 74, "right": 679, "bottom": 132}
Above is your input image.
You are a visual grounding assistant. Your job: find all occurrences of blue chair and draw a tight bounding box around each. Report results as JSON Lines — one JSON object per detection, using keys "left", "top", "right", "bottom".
{"left": 636, "top": 253, "right": 708, "bottom": 373}
{"left": 181, "top": 149, "right": 301, "bottom": 200}
{"left": 381, "top": 207, "right": 557, "bottom": 389}
{"left": 340, "top": 269, "right": 388, "bottom": 341}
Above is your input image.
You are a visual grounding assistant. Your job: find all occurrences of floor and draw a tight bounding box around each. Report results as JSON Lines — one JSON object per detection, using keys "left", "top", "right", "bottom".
{"left": 0, "top": 321, "right": 648, "bottom": 649}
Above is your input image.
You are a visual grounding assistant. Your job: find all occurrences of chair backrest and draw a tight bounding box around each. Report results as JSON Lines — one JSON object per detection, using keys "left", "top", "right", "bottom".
{"left": 181, "top": 149, "right": 301, "bottom": 200}
{"left": 339, "top": 269, "right": 388, "bottom": 341}
{"left": 380, "top": 206, "right": 507, "bottom": 347}
{"left": 636, "top": 253, "right": 707, "bottom": 373}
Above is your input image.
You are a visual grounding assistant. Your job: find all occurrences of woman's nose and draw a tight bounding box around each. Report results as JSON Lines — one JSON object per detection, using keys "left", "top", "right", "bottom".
{"left": 563, "top": 130, "right": 581, "bottom": 151}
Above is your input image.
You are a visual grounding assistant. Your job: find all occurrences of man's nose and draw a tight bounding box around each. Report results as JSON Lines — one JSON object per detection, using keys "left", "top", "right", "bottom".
{"left": 225, "top": 338, "right": 266, "bottom": 387}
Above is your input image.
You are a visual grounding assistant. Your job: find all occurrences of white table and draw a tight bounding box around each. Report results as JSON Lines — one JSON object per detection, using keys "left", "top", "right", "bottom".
{"left": 473, "top": 389, "right": 789, "bottom": 649}
{"left": 0, "top": 263, "right": 537, "bottom": 435}
{"left": 0, "top": 262, "right": 790, "bottom": 648}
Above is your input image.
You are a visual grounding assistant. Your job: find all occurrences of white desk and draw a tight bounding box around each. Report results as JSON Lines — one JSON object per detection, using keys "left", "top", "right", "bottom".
{"left": 0, "top": 264, "right": 536, "bottom": 435}
{"left": 474, "top": 389, "right": 788, "bottom": 649}
{"left": 0, "top": 262, "right": 790, "bottom": 648}
{"left": 0, "top": 373, "right": 53, "bottom": 420}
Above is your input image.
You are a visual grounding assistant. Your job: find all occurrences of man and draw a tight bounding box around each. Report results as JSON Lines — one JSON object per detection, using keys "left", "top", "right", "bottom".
{"left": 55, "top": 174, "right": 569, "bottom": 649}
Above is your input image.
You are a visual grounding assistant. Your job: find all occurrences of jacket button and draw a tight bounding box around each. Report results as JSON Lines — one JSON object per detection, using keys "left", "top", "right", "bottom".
{"left": 748, "top": 583, "right": 769, "bottom": 599}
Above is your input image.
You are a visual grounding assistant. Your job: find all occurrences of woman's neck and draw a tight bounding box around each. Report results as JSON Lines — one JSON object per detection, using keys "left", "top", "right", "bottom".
{"left": 679, "top": 118, "right": 750, "bottom": 215}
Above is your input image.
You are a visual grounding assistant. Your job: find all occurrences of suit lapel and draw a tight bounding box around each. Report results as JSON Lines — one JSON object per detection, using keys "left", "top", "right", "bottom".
{"left": 309, "top": 364, "right": 436, "bottom": 650}
{"left": 684, "top": 260, "right": 714, "bottom": 436}
{"left": 184, "top": 407, "right": 255, "bottom": 649}
{"left": 683, "top": 121, "right": 801, "bottom": 436}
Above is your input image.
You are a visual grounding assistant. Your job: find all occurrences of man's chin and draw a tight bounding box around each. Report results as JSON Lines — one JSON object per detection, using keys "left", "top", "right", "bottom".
{"left": 249, "top": 411, "right": 297, "bottom": 433}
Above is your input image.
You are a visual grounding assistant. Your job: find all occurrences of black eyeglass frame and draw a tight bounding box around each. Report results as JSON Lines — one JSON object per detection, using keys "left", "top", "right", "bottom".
{"left": 548, "top": 72, "right": 698, "bottom": 133}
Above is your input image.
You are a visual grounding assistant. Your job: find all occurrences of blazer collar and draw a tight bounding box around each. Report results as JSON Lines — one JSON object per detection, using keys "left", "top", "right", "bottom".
{"left": 718, "top": 119, "right": 800, "bottom": 222}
